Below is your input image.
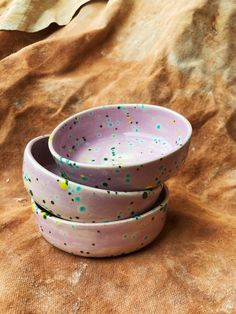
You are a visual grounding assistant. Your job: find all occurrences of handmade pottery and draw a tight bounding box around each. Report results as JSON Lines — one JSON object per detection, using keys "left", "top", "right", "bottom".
{"left": 32, "top": 184, "right": 169, "bottom": 257}
{"left": 49, "top": 104, "right": 192, "bottom": 191}
{"left": 23, "top": 135, "right": 163, "bottom": 222}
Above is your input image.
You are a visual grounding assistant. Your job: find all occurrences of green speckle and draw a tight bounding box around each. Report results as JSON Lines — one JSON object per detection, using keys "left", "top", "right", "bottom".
{"left": 112, "top": 134, "right": 117, "bottom": 138}
{"left": 144, "top": 235, "right": 149, "bottom": 240}
{"left": 76, "top": 186, "right": 81, "bottom": 192}
{"left": 75, "top": 197, "right": 81, "bottom": 202}
{"left": 156, "top": 124, "right": 161, "bottom": 129}
{"left": 80, "top": 206, "right": 86, "bottom": 212}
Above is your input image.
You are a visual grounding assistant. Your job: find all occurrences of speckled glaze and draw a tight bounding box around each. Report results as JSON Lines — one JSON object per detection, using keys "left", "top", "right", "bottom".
{"left": 23, "top": 135, "right": 163, "bottom": 222}
{"left": 49, "top": 104, "right": 192, "bottom": 191}
{"left": 31, "top": 184, "right": 168, "bottom": 257}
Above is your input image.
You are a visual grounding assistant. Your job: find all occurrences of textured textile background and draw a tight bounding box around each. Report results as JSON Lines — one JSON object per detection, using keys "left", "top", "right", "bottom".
{"left": 0, "top": 0, "right": 236, "bottom": 313}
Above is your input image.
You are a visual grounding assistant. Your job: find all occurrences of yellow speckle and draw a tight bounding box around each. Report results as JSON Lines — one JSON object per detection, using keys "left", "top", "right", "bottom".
{"left": 55, "top": 220, "right": 61, "bottom": 225}
{"left": 177, "top": 130, "right": 181, "bottom": 135}
{"left": 31, "top": 203, "right": 35, "bottom": 212}
{"left": 59, "top": 179, "right": 68, "bottom": 190}
{"left": 42, "top": 212, "right": 47, "bottom": 219}
{"left": 49, "top": 136, "right": 53, "bottom": 141}
{"left": 145, "top": 185, "right": 153, "bottom": 189}
{"left": 80, "top": 174, "right": 86, "bottom": 179}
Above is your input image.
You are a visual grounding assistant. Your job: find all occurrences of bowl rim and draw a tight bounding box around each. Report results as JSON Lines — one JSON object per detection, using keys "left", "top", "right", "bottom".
{"left": 48, "top": 104, "right": 192, "bottom": 170}
{"left": 32, "top": 184, "right": 169, "bottom": 227}
{"left": 24, "top": 135, "right": 162, "bottom": 195}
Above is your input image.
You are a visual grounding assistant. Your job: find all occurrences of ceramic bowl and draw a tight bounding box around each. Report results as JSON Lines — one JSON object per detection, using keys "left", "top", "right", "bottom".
{"left": 48, "top": 104, "right": 192, "bottom": 191}
{"left": 31, "top": 184, "right": 169, "bottom": 257}
{"left": 23, "top": 135, "right": 163, "bottom": 223}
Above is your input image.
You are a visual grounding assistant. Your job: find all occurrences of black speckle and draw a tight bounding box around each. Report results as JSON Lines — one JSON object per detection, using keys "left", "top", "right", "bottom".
{"left": 95, "top": 185, "right": 99, "bottom": 188}
{"left": 152, "top": 217, "right": 155, "bottom": 220}
{"left": 92, "top": 221, "right": 96, "bottom": 223}
{"left": 130, "top": 201, "right": 134, "bottom": 205}
{"left": 49, "top": 231, "right": 51, "bottom": 234}
{"left": 142, "top": 192, "right": 148, "bottom": 199}
{"left": 106, "top": 114, "right": 109, "bottom": 117}
{"left": 74, "top": 121, "right": 76, "bottom": 125}
{"left": 75, "top": 216, "right": 80, "bottom": 219}
{"left": 107, "top": 191, "right": 110, "bottom": 194}
{"left": 69, "top": 217, "right": 73, "bottom": 220}
{"left": 42, "top": 200, "right": 46, "bottom": 204}
{"left": 92, "top": 243, "right": 95, "bottom": 246}
{"left": 100, "top": 125, "right": 103, "bottom": 128}
{"left": 108, "top": 178, "right": 111, "bottom": 181}
{"left": 64, "top": 243, "right": 67, "bottom": 246}
{"left": 51, "top": 200, "right": 55, "bottom": 205}
{"left": 115, "top": 128, "right": 118, "bottom": 130}
{"left": 97, "top": 230, "right": 100, "bottom": 233}
{"left": 71, "top": 199, "right": 74, "bottom": 202}
{"left": 36, "top": 178, "right": 38, "bottom": 181}
{"left": 136, "top": 168, "right": 139, "bottom": 171}
{"left": 57, "top": 179, "right": 59, "bottom": 182}
{"left": 117, "top": 106, "right": 121, "bottom": 109}
{"left": 29, "top": 190, "right": 33, "bottom": 196}
{"left": 66, "top": 154, "right": 70, "bottom": 158}
{"left": 69, "top": 126, "right": 72, "bottom": 130}
{"left": 103, "top": 182, "right": 108, "bottom": 187}
{"left": 68, "top": 192, "right": 71, "bottom": 195}
{"left": 86, "top": 252, "right": 90, "bottom": 254}
{"left": 72, "top": 145, "right": 75, "bottom": 149}
{"left": 136, "top": 121, "right": 138, "bottom": 124}
{"left": 80, "top": 250, "right": 84, "bottom": 253}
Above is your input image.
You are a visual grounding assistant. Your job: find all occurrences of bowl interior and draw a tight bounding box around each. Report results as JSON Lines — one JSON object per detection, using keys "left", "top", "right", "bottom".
{"left": 52, "top": 104, "right": 192, "bottom": 167}
{"left": 31, "top": 136, "right": 61, "bottom": 175}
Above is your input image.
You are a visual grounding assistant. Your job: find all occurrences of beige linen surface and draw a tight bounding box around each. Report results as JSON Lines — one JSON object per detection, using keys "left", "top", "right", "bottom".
{"left": 0, "top": 0, "right": 92, "bottom": 32}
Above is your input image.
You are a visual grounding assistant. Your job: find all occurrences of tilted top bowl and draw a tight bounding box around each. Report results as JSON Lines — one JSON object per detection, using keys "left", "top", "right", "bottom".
{"left": 49, "top": 104, "right": 192, "bottom": 191}
{"left": 31, "top": 184, "right": 169, "bottom": 257}
{"left": 23, "top": 135, "right": 163, "bottom": 223}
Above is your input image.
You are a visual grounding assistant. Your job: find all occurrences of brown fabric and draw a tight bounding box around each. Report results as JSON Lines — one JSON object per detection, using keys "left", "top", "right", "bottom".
{"left": 0, "top": 0, "right": 236, "bottom": 313}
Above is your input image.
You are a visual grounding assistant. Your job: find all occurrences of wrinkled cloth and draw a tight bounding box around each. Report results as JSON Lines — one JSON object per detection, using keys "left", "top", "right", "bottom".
{"left": 0, "top": 0, "right": 92, "bottom": 32}
{"left": 0, "top": 0, "right": 236, "bottom": 313}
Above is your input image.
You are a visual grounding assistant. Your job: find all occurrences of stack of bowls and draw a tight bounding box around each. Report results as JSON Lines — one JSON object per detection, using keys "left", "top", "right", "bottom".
{"left": 23, "top": 104, "right": 192, "bottom": 257}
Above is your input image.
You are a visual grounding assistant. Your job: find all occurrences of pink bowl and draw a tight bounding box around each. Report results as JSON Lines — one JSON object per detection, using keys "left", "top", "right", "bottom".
{"left": 32, "top": 184, "right": 169, "bottom": 257}
{"left": 23, "top": 135, "right": 163, "bottom": 222}
{"left": 49, "top": 104, "right": 192, "bottom": 191}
